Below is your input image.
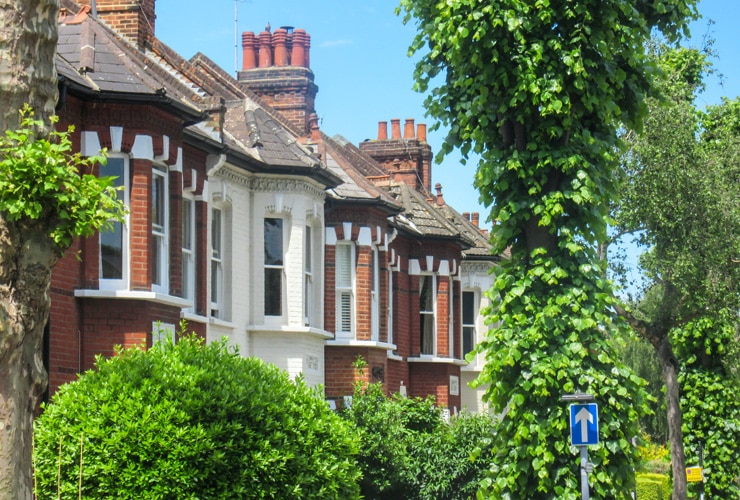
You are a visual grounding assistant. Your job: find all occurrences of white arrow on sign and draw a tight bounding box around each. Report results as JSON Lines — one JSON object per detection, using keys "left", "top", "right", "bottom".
{"left": 575, "top": 407, "right": 594, "bottom": 443}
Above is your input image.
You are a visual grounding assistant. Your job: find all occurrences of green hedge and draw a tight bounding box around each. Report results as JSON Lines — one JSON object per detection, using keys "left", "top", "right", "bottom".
{"left": 636, "top": 472, "right": 671, "bottom": 500}
{"left": 34, "top": 336, "right": 361, "bottom": 499}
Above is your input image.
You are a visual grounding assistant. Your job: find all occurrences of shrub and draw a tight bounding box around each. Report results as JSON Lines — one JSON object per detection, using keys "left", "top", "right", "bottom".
{"left": 344, "top": 382, "right": 496, "bottom": 499}
{"left": 33, "top": 335, "right": 361, "bottom": 499}
{"left": 636, "top": 473, "right": 671, "bottom": 500}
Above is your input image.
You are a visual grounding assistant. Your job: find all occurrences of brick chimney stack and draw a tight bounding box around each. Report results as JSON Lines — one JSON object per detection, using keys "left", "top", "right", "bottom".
{"left": 360, "top": 117, "right": 433, "bottom": 195}
{"left": 86, "top": 0, "right": 156, "bottom": 48}
{"left": 238, "top": 26, "right": 318, "bottom": 135}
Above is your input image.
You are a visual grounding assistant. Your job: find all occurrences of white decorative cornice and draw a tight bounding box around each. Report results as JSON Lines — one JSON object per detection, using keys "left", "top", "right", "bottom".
{"left": 249, "top": 177, "right": 327, "bottom": 201}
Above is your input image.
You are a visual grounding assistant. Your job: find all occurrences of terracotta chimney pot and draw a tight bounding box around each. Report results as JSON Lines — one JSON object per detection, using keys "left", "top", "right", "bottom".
{"left": 241, "top": 32, "right": 257, "bottom": 70}
{"left": 390, "top": 119, "right": 401, "bottom": 140}
{"left": 404, "top": 118, "right": 415, "bottom": 139}
{"left": 463, "top": 212, "right": 470, "bottom": 222}
{"left": 273, "top": 29, "right": 289, "bottom": 66}
{"left": 305, "top": 33, "right": 311, "bottom": 68}
{"left": 378, "top": 121, "right": 388, "bottom": 140}
{"left": 471, "top": 212, "right": 480, "bottom": 228}
{"left": 309, "top": 113, "right": 321, "bottom": 142}
{"left": 417, "top": 123, "right": 427, "bottom": 143}
{"left": 291, "top": 29, "right": 307, "bottom": 67}
{"left": 258, "top": 30, "right": 273, "bottom": 68}
{"left": 435, "top": 183, "right": 444, "bottom": 205}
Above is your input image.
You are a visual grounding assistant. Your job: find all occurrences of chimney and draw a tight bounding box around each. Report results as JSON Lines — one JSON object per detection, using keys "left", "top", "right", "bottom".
{"left": 238, "top": 26, "right": 318, "bottom": 134}
{"left": 462, "top": 212, "right": 470, "bottom": 222}
{"left": 390, "top": 118, "right": 401, "bottom": 140}
{"left": 435, "top": 183, "right": 445, "bottom": 206}
{"left": 90, "top": 0, "right": 156, "bottom": 48}
{"left": 471, "top": 212, "right": 480, "bottom": 228}
{"left": 378, "top": 121, "right": 388, "bottom": 140}
{"left": 359, "top": 117, "right": 434, "bottom": 195}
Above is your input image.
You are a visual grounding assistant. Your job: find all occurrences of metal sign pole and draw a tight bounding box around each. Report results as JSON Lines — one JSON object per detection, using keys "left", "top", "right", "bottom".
{"left": 580, "top": 446, "right": 590, "bottom": 500}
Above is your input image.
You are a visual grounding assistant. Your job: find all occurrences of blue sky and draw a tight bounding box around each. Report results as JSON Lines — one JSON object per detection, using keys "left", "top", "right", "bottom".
{"left": 156, "top": 0, "right": 740, "bottom": 224}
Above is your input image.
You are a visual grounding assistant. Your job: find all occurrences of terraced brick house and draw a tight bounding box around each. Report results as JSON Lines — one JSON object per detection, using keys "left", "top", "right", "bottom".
{"left": 46, "top": 0, "right": 500, "bottom": 413}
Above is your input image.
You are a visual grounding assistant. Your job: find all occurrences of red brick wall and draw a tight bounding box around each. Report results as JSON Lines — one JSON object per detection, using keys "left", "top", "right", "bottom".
{"left": 408, "top": 362, "right": 461, "bottom": 410}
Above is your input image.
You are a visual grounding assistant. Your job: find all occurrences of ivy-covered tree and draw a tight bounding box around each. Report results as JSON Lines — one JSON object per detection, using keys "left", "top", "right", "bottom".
{"left": 614, "top": 45, "right": 740, "bottom": 498}
{"left": 673, "top": 316, "right": 740, "bottom": 499}
{"left": 0, "top": 2, "right": 124, "bottom": 497}
{"left": 398, "top": 1, "right": 697, "bottom": 498}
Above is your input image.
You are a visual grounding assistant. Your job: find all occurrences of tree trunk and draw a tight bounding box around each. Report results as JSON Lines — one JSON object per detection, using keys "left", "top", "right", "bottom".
{"left": 0, "top": 1, "right": 60, "bottom": 497}
{"left": 657, "top": 337, "right": 687, "bottom": 500}
{"left": 0, "top": 223, "right": 59, "bottom": 499}
{"left": 0, "top": 0, "right": 60, "bottom": 133}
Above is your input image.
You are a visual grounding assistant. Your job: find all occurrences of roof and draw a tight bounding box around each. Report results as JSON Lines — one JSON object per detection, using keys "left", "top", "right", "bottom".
{"left": 56, "top": 11, "right": 206, "bottom": 123}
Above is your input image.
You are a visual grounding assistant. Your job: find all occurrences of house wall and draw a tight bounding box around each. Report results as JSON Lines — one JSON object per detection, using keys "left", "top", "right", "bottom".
{"left": 48, "top": 96, "right": 207, "bottom": 393}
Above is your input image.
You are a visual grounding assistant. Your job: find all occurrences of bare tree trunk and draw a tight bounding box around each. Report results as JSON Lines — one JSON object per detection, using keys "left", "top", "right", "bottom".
{"left": 657, "top": 338, "right": 687, "bottom": 500}
{"left": 0, "top": 0, "right": 60, "bottom": 133}
{"left": 0, "top": 1, "right": 60, "bottom": 498}
{"left": 0, "top": 223, "right": 58, "bottom": 500}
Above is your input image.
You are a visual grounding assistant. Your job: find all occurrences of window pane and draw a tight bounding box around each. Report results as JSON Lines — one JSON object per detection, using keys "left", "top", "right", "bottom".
{"left": 339, "top": 292, "right": 352, "bottom": 332}
{"left": 421, "top": 313, "right": 434, "bottom": 354}
{"left": 152, "top": 171, "right": 166, "bottom": 230}
{"left": 265, "top": 268, "right": 282, "bottom": 316}
{"left": 463, "top": 327, "right": 475, "bottom": 357}
{"left": 336, "top": 245, "right": 351, "bottom": 287}
{"left": 103, "top": 157, "right": 125, "bottom": 199}
{"left": 264, "top": 218, "right": 283, "bottom": 266}
{"left": 212, "top": 209, "right": 221, "bottom": 258}
{"left": 463, "top": 291, "right": 475, "bottom": 324}
{"left": 182, "top": 199, "right": 192, "bottom": 251}
{"left": 101, "top": 222, "right": 123, "bottom": 279}
{"left": 420, "top": 276, "right": 433, "bottom": 312}
{"left": 305, "top": 226, "right": 312, "bottom": 272}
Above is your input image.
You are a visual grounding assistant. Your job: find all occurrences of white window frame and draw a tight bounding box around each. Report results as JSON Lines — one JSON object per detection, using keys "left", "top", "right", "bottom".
{"left": 370, "top": 246, "right": 380, "bottom": 341}
{"left": 462, "top": 290, "right": 478, "bottom": 359}
{"left": 387, "top": 266, "right": 394, "bottom": 346}
{"left": 304, "top": 225, "right": 313, "bottom": 326}
{"left": 182, "top": 195, "right": 196, "bottom": 311}
{"left": 99, "top": 155, "right": 130, "bottom": 291}
{"left": 264, "top": 217, "right": 285, "bottom": 317}
{"left": 335, "top": 242, "right": 356, "bottom": 339}
{"left": 152, "top": 165, "right": 169, "bottom": 293}
{"left": 210, "top": 206, "right": 224, "bottom": 318}
{"left": 419, "top": 274, "right": 436, "bottom": 356}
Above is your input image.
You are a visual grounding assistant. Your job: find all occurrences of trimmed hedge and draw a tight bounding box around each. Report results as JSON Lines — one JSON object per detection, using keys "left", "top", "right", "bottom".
{"left": 34, "top": 336, "right": 361, "bottom": 499}
{"left": 636, "top": 472, "right": 671, "bottom": 500}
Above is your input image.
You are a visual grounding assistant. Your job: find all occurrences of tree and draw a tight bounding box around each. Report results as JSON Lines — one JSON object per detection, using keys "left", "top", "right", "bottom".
{"left": 613, "top": 46, "right": 740, "bottom": 498}
{"left": 34, "top": 335, "right": 361, "bottom": 499}
{"left": 0, "top": 1, "right": 125, "bottom": 492}
{"left": 0, "top": 108, "right": 124, "bottom": 499}
{"left": 398, "top": 1, "right": 698, "bottom": 497}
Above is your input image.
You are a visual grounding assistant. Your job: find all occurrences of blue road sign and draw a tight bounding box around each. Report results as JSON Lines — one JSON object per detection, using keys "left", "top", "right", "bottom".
{"left": 570, "top": 403, "right": 599, "bottom": 446}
